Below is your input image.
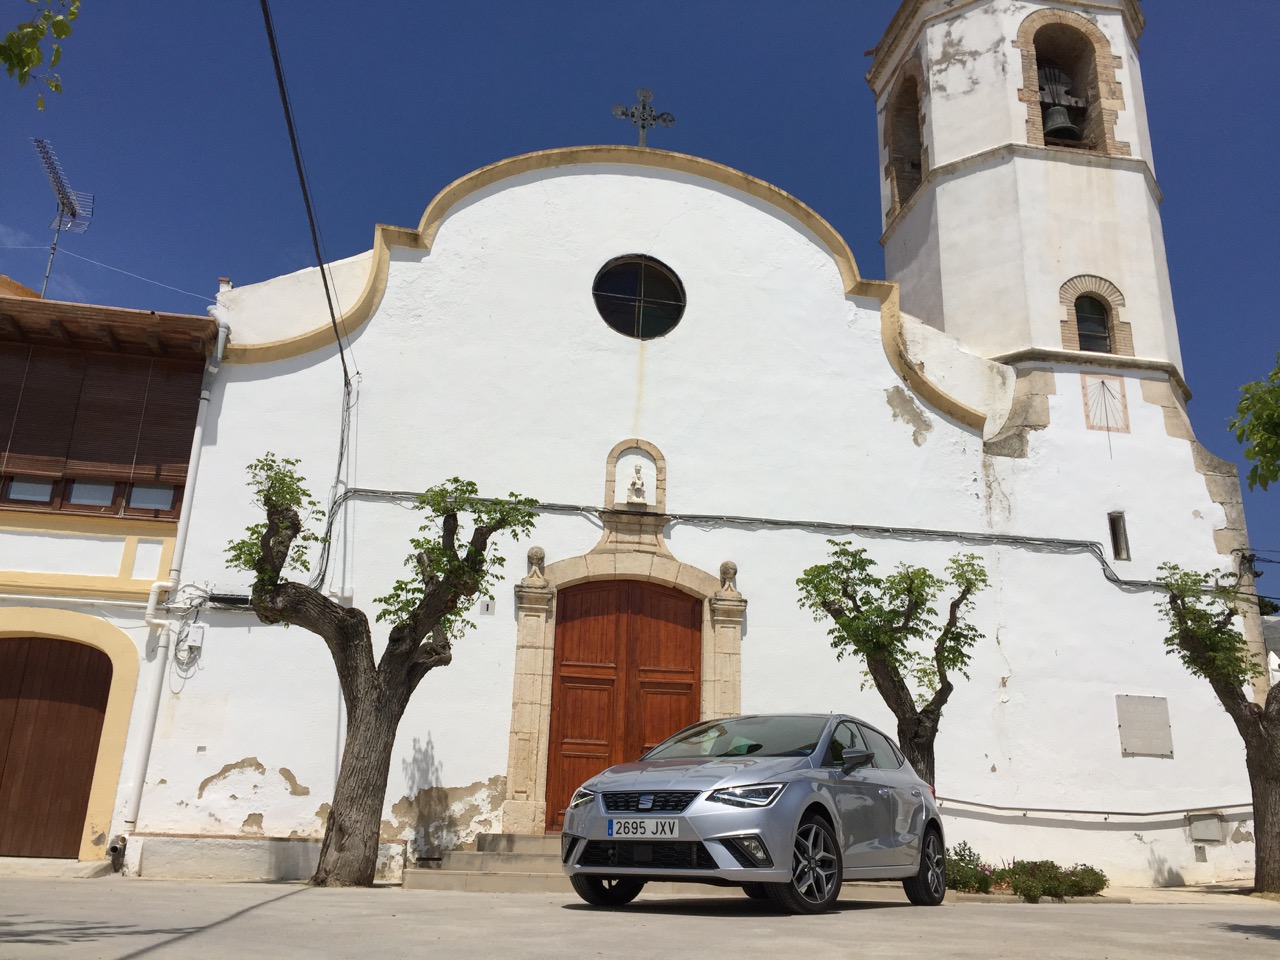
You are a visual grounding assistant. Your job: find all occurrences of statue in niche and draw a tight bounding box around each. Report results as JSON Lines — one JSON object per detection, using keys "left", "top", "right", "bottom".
{"left": 626, "top": 464, "right": 647, "bottom": 504}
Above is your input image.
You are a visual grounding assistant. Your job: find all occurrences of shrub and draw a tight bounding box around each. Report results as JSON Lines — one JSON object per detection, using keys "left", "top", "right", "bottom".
{"left": 995, "top": 860, "right": 1067, "bottom": 901}
{"left": 992, "top": 859, "right": 1109, "bottom": 902}
{"left": 944, "top": 846, "right": 1109, "bottom": 901}
{"left": 1063, "top": 863, "right": 1109, "bottom": 897}
{"left": 945, "top": 842, "right": 993, "bottom": 894}
{"left": 1010, "top": 874, "right": 1044, "bottom": 903}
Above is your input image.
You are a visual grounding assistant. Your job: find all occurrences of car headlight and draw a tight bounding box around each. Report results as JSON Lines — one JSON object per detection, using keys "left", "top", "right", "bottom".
{"left": 707, "top": 783, "right": 784, "bottom": 808}
{"left": 567, "top": 787, "right": 596, "bottom": 810}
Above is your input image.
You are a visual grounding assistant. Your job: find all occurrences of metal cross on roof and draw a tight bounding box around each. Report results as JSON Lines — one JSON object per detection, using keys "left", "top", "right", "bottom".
{"left": 612, "top": 88, "right": 675, "bottom": 148}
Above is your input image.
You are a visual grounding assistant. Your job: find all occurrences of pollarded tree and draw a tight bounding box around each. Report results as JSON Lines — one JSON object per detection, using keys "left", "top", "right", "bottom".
{"left": 797, "top": 542, "right": 988, "bottom": 786}
{"left": 1156, "top": 563, "right": 1279, "bottom": 894}
{"left": 226, "top": 454, "right": 536, "bottom": 887}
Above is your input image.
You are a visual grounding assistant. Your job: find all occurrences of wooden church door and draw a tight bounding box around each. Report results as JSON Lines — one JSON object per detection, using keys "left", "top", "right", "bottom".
{"left": 0, "top": 637, "right": 112, "bottom": 858}
{"left": 544, "top": 580, "right": 702, "bottom": 832}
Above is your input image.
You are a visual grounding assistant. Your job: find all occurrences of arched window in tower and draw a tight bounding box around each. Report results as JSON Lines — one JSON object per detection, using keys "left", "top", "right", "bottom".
{"left": 1074, "top": 295, "right": 1112, "bottom": 353}
{"left": 1032, "top": 24, "right": 1101, "bottom": 149}
{"left": 885, "top": 73, "right": 923, "bottom": 216}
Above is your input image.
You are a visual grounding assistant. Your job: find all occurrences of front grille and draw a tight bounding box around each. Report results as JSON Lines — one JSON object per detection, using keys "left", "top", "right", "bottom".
{"left": 579, "top": 840, "right": 717, "bottom": 870}
{"left": 601, "top": 791, "right": 700, "bottom": 813}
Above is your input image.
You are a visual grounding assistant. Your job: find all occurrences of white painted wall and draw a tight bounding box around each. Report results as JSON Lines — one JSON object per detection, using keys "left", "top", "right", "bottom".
{"left": 123, "top": 157, "right": 1255, "bottom": 886}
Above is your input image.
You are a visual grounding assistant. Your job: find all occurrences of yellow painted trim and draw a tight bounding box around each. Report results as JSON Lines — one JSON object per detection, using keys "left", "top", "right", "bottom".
{"left": 223, "top": 146, "right": 865, "bottom": 365}
{"left": 856, "top": 278, "right": 987, "bottom": 432}
{"left": 0, "top": 515, "right": 175, "bottom": 598}
{"left": 0, "top": 512, "right": 176, "bottom": 538}
{"left": 217, "top": 145, "right": 983, "bottom": 432}
{"left": 0, "top": 573, "right": 162, "bottom": 601}
{"left": 0, "top": 608, "right": 140, "bottom": 862}
{"left": 118, "top": 539, "right": 138, "bottom": 580}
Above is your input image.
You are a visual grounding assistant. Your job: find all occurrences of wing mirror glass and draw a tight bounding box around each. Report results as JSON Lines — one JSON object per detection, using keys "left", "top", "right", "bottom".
{"left": 841, "top": 747, "right": 874, "bottom": 772}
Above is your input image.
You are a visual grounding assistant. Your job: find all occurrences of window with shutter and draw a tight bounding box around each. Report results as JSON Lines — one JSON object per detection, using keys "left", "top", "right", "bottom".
{"left": 0, "top": 344, "right": 202, "bottom": 519}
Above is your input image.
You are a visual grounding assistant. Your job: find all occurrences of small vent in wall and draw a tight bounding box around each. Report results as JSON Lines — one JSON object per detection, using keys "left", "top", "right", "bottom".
{"left": 1108, "top": 512, "right": 1130, "bottom": 561}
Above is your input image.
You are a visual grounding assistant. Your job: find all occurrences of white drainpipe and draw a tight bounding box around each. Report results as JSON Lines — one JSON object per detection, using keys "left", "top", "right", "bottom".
{"left": 122, "top": 319, "right": 229, "bottom": 831}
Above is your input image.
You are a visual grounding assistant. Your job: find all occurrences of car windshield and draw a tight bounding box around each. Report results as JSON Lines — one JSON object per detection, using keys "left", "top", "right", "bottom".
{"left": 643, "top": 715, "right": 830, "bottom": 760}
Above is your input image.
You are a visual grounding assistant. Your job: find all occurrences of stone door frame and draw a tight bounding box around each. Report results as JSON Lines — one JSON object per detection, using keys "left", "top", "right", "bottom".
{"left": 501, "top": 551, "right": 746, "bottom": 835}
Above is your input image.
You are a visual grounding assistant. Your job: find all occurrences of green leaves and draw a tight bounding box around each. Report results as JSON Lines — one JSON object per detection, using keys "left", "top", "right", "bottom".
{"left": 1154, "top": 562, "right": 1260, "bottom": 686}
{"left": 796, "top": 541, "right": 988, "bottom": 706}
{"left": 372, "top": 478, "right": 537, "bottom": 633}
{"left": 1, "top": 1, "right": 79, "bottom": 109}
{"left": 1230, "top": 351, "right": 1280, "bottom": 491}
{"left": 225, "top": 453, "right": 325, "bottom": 589}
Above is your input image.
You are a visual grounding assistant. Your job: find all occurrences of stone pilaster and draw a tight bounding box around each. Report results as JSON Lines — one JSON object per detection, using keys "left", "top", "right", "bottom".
{"left": 501, "top": 547, "right": 555, "bottom": 835}
{"left": 705, "top": 561, "right": 747, "bottom": 719}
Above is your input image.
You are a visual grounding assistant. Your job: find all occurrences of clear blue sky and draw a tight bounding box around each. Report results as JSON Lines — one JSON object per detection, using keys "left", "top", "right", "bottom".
{"left": 1, "top": 1, "right": 1277, "bottom": 569}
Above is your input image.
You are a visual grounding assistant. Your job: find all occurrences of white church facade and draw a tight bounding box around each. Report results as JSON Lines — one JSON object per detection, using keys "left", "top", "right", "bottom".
{"left": 0, "top": 0, "right": 1268, "bottom": 886}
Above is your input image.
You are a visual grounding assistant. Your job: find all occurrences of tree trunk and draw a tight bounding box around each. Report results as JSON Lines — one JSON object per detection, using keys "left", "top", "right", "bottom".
{"left": 311, "top": 698, "right": 399, "bottom": 886}
{"left": 895, "top": 715, "right": 937, "bottom": 787}
{"left": 1244, "top": 733, "right": 1280, "bottom": 894}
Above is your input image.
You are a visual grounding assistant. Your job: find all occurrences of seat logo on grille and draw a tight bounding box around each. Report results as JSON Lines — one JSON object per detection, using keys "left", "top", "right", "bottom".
{"left": 637, "top": 794, "right": 655, "bottom": 811}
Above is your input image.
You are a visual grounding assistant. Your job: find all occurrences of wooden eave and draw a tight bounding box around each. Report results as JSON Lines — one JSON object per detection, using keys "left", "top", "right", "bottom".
{"left": 0, "top": 295, "right": 217, "bottom": 361}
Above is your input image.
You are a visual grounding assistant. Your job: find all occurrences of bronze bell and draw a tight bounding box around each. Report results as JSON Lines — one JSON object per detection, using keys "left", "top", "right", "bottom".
{"left": 1043, "top": 104, "right": 1082, "bottom": 141}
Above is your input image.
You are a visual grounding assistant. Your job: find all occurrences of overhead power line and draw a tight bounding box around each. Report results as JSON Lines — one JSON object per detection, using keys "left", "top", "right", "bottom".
{"left": 258, "top": 0, "right": 351, "bottom": 385}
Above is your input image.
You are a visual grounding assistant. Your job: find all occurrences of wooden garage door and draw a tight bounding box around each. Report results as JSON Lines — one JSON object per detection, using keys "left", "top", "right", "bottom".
{"left": 544, "top": 581, "right": 701, "bottom": 831}
{"left": 0, "top": 638, "right": 112, "bottom": 858}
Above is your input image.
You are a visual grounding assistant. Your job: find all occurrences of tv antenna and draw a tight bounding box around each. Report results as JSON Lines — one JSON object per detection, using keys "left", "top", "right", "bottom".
{"left": 31, "top": 138, "right": 94, "bottom": 298}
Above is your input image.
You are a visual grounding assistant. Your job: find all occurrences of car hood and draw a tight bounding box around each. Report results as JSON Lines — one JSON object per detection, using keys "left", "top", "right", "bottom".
{"left": 583, "top": 756, "right": 810, "bottom": 792}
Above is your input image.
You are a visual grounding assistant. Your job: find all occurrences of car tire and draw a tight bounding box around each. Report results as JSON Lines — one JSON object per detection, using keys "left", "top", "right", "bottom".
{"left": 766, "top": 815, "right": 842, "bottom": 914}
{"left": 570, "top": 874, "right": 646, "bottom": 907}
{"left": 741, "top": 883, "right": 770, "bottom": 900}
{"left": 902, "top": 826, "right": 946, "bottom": 906}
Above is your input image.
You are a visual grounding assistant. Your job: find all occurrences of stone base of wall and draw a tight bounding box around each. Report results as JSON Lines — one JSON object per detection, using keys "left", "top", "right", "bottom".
{"left": 125, "top": 835, "right": 406, "bottom": 883}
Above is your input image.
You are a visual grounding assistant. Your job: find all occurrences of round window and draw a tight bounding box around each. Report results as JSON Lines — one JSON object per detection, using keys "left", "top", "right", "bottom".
{"left": 592, "top": 255, "right": 685, "bottom": 340}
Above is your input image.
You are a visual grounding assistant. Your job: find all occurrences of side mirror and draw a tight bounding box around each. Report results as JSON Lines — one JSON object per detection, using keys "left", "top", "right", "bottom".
{"left": 841, "top": 747, "right": 874, "bottom": 772}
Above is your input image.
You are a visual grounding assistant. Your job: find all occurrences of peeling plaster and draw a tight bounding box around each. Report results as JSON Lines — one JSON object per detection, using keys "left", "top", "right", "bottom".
{"left": 1231, "top": 822, "right": 1254, "bottom": 844}
{"left": 278, "top": 767, "right": 311, "bottom": 796}
{"left": 92, "top": 832, "right": 105, "bottom": 846}
{"left": 380, "top": 775, "right": 506, "bottom": 857}
{"left": 198, "top": 757, "right": 266, "bottom": 799}
{"left": 241, "top": 813, "right": 265, "bottom": 835}
{"left": 885, "top": 385, "right": 933, "bottom": 446}
{"left": 931, "top": 18, "right": 1006, "bottom": 97}
{"left": 315, "top": 803, "right": 332, "bottom": 822}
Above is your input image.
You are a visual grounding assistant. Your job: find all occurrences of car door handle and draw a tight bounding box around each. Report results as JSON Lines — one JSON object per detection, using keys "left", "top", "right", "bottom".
{"left": 878, "top": 787, "right": 891, "bottom": 797}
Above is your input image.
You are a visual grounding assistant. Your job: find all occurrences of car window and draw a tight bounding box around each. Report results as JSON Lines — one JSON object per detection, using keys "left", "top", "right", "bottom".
{"left": 644, "top": 715, "right": 830, "bottom": 760}
{"left": 859, "top": 725, "right": 903, "bottom": 769}
{"left": 824, "top": 721, "right": 866, "bottom": 767}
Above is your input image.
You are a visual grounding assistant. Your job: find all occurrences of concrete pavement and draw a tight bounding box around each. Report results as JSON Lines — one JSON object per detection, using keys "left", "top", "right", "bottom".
{"left": 0, "top": 876, "right": 1276, "bottom": 959}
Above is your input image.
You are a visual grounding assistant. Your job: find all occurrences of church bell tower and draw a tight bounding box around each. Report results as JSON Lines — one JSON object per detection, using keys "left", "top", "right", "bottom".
{"left": 867, "top": 1, "right": 1180, "bottom": 377}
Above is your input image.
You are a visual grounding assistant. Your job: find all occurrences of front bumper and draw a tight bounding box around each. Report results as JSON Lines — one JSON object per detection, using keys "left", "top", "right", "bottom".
{"left": 561, "top": 790, "right": 800, "bottom": 885}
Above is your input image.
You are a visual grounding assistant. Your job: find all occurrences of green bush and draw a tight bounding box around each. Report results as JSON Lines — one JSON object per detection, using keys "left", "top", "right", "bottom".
{"left": 945, "top": 842, "right": 993, "bottom": 894}
{"left": 949, "top": 847, "right": 1110, "bottom": 902}
{"left": 992, "top": 859, "right": 1109, "bottom": 902}
{"left": 1063, "top": 863, "right": 1109, "bottom": 897}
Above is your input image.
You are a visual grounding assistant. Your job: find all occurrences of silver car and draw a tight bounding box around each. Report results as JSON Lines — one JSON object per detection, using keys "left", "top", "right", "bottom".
{"left": 561, "top": 713, "right": 946, "bottom": 913}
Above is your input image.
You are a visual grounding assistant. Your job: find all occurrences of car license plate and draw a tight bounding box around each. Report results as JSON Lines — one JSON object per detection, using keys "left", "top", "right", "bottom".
{"left": 608, "top": 818, "right": 679, "bottom": 838}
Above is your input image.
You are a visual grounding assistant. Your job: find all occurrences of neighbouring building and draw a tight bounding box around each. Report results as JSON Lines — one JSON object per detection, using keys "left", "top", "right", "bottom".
{"left": 1, "top": 0, "right": 1268, "bottom": 886}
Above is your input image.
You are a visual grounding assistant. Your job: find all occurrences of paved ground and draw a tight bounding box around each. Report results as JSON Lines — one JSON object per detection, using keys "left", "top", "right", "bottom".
{"left": 0, "top": 877, "right": 1275, "bottom": 960}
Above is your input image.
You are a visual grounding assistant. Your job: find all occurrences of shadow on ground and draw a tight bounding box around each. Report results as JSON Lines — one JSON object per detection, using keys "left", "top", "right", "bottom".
{"left": 562, "top": 897, "right": 913, "bottom": 917}
{"left": 0, "top": 887, "right": 307, "bottom": 958}
{"left": 1214, "top": 923, "right": 1280, "bottom": 943}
